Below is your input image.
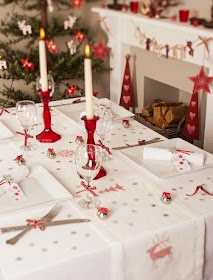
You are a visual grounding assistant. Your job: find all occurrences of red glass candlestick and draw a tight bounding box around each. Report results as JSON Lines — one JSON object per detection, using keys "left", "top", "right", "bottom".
{"left": 81, "top": 115, "right": 107, "bottom": 180}
{"left": 36, "top": 89, "right": 61, "bottom": 143}
{"left": 130, "top": 1, "right": 139, "bottom": 13}
{"left": 179, "top": 10, "right": 189, "bottom": 22}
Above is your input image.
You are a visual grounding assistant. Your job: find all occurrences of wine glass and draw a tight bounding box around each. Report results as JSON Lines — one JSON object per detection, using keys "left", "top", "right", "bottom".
{"left": 16, "top": 100, "right": 37, "bottom": 151}
{"left": 75, "top": 144, "right": 102, "bottom": 209}
{"left": 95, "top": 107, "right": 114, "bottom": 161}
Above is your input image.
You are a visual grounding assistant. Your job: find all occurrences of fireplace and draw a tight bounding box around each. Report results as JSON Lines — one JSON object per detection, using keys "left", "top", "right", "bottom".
{"left": 92, "top": 7, "right": 213, "bottom": 152}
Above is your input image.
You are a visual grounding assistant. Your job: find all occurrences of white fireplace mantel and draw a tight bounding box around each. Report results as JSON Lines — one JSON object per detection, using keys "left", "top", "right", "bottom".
{"left": 92, "top": 7, "right": 213, "bottom": 152}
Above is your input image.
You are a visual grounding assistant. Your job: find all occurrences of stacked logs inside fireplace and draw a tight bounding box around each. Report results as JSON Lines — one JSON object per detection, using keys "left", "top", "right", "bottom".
{"left": 142, "top": 100, "right": 188, "bottom": 129}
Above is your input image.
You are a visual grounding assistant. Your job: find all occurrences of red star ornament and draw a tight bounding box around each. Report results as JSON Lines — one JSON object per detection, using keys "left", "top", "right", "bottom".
{"left": 189, "top": 67, "right": 213, "bottom": 93}
{"left": 92, "top": 40, "right": 110, "bottom": 60}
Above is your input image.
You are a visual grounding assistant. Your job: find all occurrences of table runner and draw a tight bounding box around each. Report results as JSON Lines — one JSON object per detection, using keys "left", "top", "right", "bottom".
{"left": 0, "top": 103, "right": 206, "bottom": 280}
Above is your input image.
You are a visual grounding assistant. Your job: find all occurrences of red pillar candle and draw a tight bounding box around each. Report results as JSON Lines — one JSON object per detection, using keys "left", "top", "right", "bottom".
{"left": 130, "top": 1, "right": 139, "bottom": 13}
{"left": 179, "top": 10, "right": 189, "bottom": 22}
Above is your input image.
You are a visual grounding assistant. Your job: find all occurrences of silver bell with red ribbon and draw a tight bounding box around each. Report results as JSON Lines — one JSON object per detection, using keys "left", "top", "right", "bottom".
{"left": 161, "top": 192, "right": 172, "bottom": 204}
{"left": 97, "top": 207, "right": 109, "bottom": 219}
{"left": 46, "top": 148, "right": 56, "bottom": 159}
{"left": 75, "top": 135, "right": 84, "bottom": 146}
{"left": 14, "top": 155, "right": 26, "bottom": 166}
{"left": 122, "top": 119, "right": 130, "bottom": 128}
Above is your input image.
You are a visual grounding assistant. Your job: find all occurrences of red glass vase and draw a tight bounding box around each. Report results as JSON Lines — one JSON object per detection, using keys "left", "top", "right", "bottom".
{"left": 81, "top": 115, "right": 107, "bottom": 180}
{"left": 36, "top": 89, "right": 61, "bottom": 143}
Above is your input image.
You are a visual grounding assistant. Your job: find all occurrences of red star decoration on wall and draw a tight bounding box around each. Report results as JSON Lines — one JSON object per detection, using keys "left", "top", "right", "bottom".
{"left": 92, "top": 40, "right": 110, "bottom": 60}
{"left": 189, "top": 67, "right": 213, "bottom": 93}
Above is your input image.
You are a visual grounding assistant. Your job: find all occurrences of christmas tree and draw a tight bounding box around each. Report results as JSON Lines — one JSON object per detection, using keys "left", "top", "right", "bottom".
{"left": 0, "top": 0, "right": 108, "bottom": 107}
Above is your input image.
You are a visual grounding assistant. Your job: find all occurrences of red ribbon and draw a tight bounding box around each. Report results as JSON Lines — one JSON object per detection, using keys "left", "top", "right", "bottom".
{"left": 76, "top": 135, "right": 83, "bottom": 141}
{"left": 16, "top": 131, "right": 33, "bottom": 146}
{"left": 176, "top": 149, "right": 194, "bottom": 155}
{"left": 0, "top": 108, "right": 15, "bottom": 116}
{"left": 97, "top": 207, "right": 109, "bottom": 215}
{"left": 196, "top": 36, "right": 213, "bottom": 57}
{"left": 14, "top": 155, "right": 24, "bottom": 161}
{"left": 162, "top": 192, "right": 171, "bottom": 198}
{"left": 26, "top": 219, "right": 46, "bottom": 231}
{"left": 122, "top": 119, "right": 129, "bottom": 124}
{"left": 186, "top": 185, "right": 213, "bottom": 196}
{"left": 48, "top": 148, "right": 55, "bottom": 153}
{"left": 78, "top": 181, "right": 98, "bottom": 197}
{"left": 97, "top": 140, "right": 111, "bottom": 155}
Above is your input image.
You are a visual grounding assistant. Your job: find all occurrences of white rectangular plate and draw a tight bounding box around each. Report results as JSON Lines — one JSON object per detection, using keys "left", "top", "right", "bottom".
{"left": 0, "top": 121, "right": 13, "bottom": 141}
{"left": 120, "top": 138, "right": 213, "bottom": 179}
{"left": 0, "top": 165, "right": 72, "bottom": 215}
{"left": 56, "top": 97, "right": 134, "bottom": 123}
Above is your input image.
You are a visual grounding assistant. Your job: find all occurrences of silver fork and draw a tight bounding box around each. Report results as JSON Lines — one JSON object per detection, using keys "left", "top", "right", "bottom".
{"left": 6, "top": 204, "right": 62, "bottom": 245}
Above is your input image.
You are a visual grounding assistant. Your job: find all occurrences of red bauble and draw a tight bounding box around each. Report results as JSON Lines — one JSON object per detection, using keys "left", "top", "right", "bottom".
{"left": 92, "top": 40, "right": 110, "bottom": 60}
{"left": 71, "top": 0, "right": 83, "bottom": 8}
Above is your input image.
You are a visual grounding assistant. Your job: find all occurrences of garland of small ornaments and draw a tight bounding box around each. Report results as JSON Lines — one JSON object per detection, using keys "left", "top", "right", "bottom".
{"left": 134, "top": 25, "right": 213, "bottom": 60}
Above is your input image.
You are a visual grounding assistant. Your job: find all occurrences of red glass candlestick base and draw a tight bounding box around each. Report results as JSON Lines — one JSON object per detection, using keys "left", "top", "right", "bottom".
{"left": 36, "top": 89, "right": 61, "bottom": 143}
{"left": 81, "top": 115, "right": 107, "bottom": 180}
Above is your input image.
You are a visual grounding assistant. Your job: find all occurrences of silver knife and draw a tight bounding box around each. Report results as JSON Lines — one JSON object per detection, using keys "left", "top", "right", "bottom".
{"left": 0, "top": 219, "right": 90, "bottom": 233}
{"left": 112, "top": 138, "right": 162, "bottom": 151}
{"left": 52, "top": 99, "right": 85, "bottom": 107}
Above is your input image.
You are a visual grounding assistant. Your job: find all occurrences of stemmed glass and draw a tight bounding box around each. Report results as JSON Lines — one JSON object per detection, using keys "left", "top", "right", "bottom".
{"left": 75, "top": 144, "right": 102, "bottom": 209}
{"left": 16, "top": 100, "right": 37, "bottom": 151}
{"left": 95, "top": 106, "right": 114, "bottom": 161}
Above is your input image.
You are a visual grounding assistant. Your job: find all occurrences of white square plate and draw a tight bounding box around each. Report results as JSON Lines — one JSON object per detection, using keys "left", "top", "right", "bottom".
{"left": 120, "top": 138, "right": 213, "bottom": 179}
{"left": 56, "top": 97, "right": 134, "bottom": 123}
{"left": 0, "top": 165, "right": 72, "bottom": 215}
{"left": 0, "top": 121, "right": 13, "bottom": 141}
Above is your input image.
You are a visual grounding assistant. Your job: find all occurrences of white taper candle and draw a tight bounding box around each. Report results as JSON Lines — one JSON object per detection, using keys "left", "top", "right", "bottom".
{"left": 84, "top": 44, "right": 94, "bottom": 119}
{"left": 39, "top": 28, "right": 48, "bottom": 92}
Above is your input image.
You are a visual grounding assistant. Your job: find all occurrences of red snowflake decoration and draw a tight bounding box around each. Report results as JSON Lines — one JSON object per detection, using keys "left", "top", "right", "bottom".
{"left": 75, "top": 31, "right": 86, "bottom": 42}
{"left": 21, "top": 57, "right": 34, "bottom": 71}
{"left": 99, "top": 184, "right": 125, "bottom": 194}
{"left": 46, "top": 39, "right": 58, "bottom": 53}
{"left": 66, "top": 85, "right": 77, "bottom": 97}
{"left": 57, "top": 149, "right": 76, "bottom": 157}
{"left": 92, "top": 40, "right": 110, "bottom": 60}
{"left": 71, "top": 0, "right": 83, "bottom": 8}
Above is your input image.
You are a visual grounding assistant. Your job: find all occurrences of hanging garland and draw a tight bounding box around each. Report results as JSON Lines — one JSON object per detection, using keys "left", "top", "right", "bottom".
{"left": 134, "top": 26, "right": 213, "bottom": 60}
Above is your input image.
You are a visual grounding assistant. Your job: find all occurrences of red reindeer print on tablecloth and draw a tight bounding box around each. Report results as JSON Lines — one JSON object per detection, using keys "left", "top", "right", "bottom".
{"left": 147, "top": 234, "right": 172, "bottom": 268}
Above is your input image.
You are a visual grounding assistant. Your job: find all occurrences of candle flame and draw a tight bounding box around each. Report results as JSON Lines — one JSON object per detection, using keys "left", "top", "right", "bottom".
{"left": 40, "top": 28, "right": 45, "bottom": 39}
{"left": 85, "top": 44, "right": 90, "bottom": 58}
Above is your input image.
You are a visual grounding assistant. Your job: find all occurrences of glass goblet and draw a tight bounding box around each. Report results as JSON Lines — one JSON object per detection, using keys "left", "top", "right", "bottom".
{"left": 16, "top": 100, "right": 37, "bottom": 151}
{"left": 75, "top": 144, "right": 102, "bottom": 209}
{"left": 95, "top": 107, "right": 114, "bottom": 161}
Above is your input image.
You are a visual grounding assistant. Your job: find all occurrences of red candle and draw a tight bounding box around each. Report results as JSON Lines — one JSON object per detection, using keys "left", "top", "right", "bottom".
{"left": 179, "top": 10, "right": 189, "bottom": 22}
{"left": 130, "top": 1, "right": 139, "bottom": 13}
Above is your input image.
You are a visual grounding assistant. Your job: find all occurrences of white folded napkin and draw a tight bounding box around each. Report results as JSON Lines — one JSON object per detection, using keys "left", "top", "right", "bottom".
{"left": 143, "top": 146, "right": 205, "bottom": 165}
{"left": 0, "top": 121, "right": 13, "bottom": 140}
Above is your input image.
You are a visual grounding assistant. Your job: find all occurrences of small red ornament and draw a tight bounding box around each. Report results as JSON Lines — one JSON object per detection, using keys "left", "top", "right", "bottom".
{"left": 74, "top": 31, "right": 86, "bottom": 42}
{"left": 71, "top": 0, "right": 83, "bottom": 8}
{"left": 92, "top": 40, "right": 110, "bottom": 60}
{"left": 146, "top": 38, "right": 152, "bottom": 51}
{"left": 66, "top": 85, "right": 77, "bottom": 97}
{"left": 119, "top": 54, "right": 134, "bottom": 110}
{"left": 21, "top": 57, "right": 34, "bottom": 71}
{"left": 191, "top": 19, "right": 199, "bottom": 27}
{"left": 189, "top": 67, "right": 213, "bottom": 94}
{"left": 161, "top": 192, "right": 172, "bottom": 204}
{"left": 46, "top": 39, "right": 58, "bottom": 53}
{"left": 93, "top": 91, "right": 99, "bottom": 97}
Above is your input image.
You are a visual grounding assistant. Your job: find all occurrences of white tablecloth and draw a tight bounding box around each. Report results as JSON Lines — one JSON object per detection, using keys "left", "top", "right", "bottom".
{"left": 0, "top": 100, "right": 209, "bottom": 280}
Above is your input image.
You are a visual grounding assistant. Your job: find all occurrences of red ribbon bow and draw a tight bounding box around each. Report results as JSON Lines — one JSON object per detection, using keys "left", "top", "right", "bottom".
{"left": 76, "top": 136, "right": 83, "bottom": 141}
{"left": 122, "top": 119, "right": 129, "bottom": 124}
{"left": 186, "top": 185, "right": 213, "bottom": 196}
{"left": 162, "top": 192, "right": 171, "bottom": 198}
{"left": 97, "top": 207, "right": 109, "bottom": 215}
{"left": 78, "top": 181, "right": 98, "bottom": 197}
{"left": 14, "top": 155, "right": 24, "bottom": 161}
{"left": 16, "top": 131, "right": 33, "bottom": 147}
{"left": 97, "top": 140, "right": 111, "bottom": 155}
{"left": 48, "top": 148, "right": 54, "bottom": 153}
{"left": 26, "top": 219, "right": 46, "bottom": 231}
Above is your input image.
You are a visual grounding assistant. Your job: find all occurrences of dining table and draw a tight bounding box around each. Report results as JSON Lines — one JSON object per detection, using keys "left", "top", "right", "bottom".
{"left": 0, "top": 97, "right": 212, "bottom": 280}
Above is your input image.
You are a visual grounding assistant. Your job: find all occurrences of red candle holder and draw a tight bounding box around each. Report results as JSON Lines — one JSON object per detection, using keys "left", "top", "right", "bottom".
{"left": 130, "top": 1, "right": 139, "bottom": 13}
{"left": 179, "top": 10, "right": 189, "bottom": 22}
{"left": 36, "top": 89, "right": 61, "bottom": 143}
{"left": 81, "top": 115, "right": 107, "bottom": 180}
